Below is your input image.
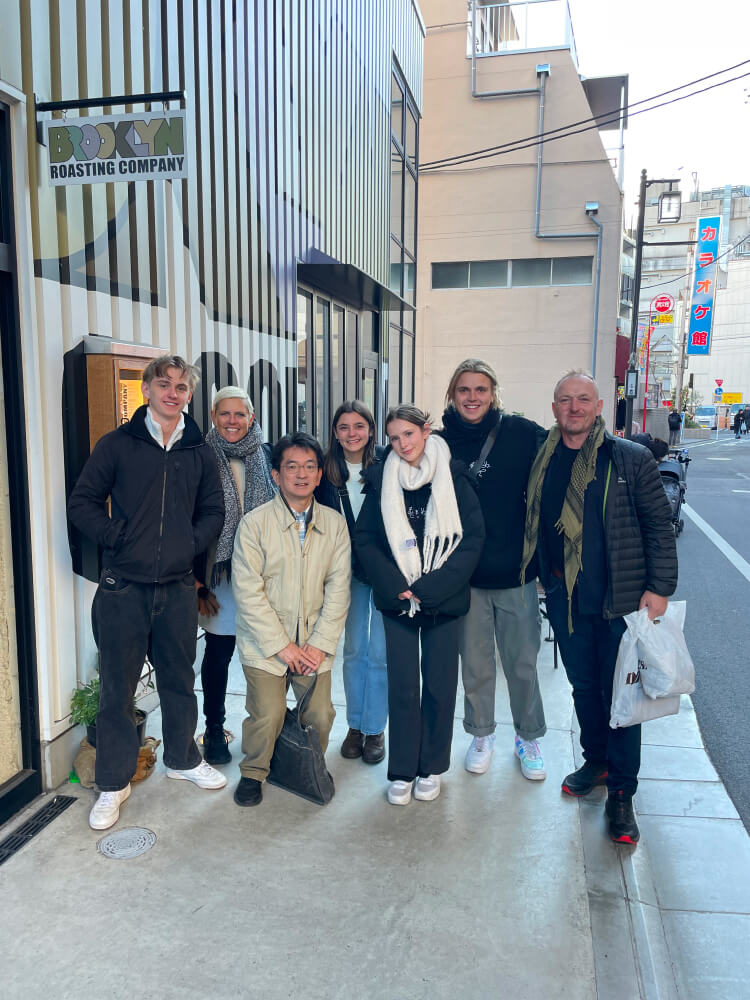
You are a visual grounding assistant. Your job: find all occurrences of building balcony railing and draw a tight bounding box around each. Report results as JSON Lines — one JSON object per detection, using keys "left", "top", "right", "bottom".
{"left": 467, "top": 0, "right": 578, "bottom": 66}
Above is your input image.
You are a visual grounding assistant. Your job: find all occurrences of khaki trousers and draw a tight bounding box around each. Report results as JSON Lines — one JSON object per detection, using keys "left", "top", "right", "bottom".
{"left": 239, "top": 666, "right": 335, "bottom": 781}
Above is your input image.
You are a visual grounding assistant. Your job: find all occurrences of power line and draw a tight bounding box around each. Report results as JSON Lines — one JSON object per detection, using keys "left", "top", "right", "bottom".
{"left": 635, "top": 232, "right": 750, "bottom": 291}
{"left": 420, "top": 65, "right": 750, "bottom": 172}
{"left": 422, "top": 59, "right": 750, "bottom": 169}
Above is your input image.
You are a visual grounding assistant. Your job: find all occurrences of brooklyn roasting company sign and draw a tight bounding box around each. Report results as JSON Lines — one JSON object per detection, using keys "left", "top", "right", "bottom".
{"left": 44, "top": 110, "right": 187, "bottom": 186}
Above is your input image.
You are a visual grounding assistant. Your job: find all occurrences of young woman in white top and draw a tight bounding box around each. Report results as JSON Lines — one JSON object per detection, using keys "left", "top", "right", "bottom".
{"left": 315, "top": 401, "right": 387, "bottom": 764}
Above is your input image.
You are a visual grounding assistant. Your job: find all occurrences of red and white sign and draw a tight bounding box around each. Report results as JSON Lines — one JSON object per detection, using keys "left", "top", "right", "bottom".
{"left": 715, "top": 379, "right": 724, "bottom": 386}
{"left": 653, "top": 294, "right": 675, "bottom": 314}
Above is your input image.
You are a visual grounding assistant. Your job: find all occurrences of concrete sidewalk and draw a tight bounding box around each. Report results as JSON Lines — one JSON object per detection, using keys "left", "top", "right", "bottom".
{"left": 1, "top": 636, "right": 748, "bottom": 999}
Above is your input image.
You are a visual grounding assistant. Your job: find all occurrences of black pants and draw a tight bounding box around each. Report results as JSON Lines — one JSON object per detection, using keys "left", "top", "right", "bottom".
{"left": 200, "top": 632, "right": 236, "bottom": 727}
{"left": 382, "top": 613, "right": 460, "bottom": 782}
{"left": 546, "top": 586, "right": 640, "bottom": 795}
{"left": 92, "top": 571, "right": 203, "bottom": 791}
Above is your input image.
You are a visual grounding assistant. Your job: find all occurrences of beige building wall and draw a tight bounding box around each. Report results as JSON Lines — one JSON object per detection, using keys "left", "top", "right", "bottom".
{"left": 0, "top": 355, "right": 22, "bottom": 785}
{"left": 416, "top": 1, "right": 623, "bottom": 427}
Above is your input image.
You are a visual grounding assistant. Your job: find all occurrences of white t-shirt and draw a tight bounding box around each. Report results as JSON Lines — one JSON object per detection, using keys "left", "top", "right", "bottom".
{"left": 345, "top": 461, "right": 366, "bottom": 519}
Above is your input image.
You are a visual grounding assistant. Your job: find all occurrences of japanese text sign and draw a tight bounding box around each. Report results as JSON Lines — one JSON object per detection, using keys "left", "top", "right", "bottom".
{"left": 687, "top": 216, "right": 721, "bottom": 356}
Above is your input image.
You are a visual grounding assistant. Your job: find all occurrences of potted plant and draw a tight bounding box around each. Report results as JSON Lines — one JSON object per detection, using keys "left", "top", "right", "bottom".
{"left": 70, "top": 670, "right": 151, "bottom": 747}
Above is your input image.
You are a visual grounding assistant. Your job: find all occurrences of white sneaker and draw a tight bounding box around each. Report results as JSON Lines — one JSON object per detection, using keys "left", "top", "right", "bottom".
{"left": 89, "top": 784, "right": 131, "bottom": 831}
{"left": 464, "top": 734, "right": 496, "bottom": 774}
{"left": 414, "top": 775, "right": 441, "bottom": 801}
{"left": 166, "top": 759, "right": 227, "bottom": 789}
{"left": 514, "top": 735, "right": 546, "bottom": 780}
{"left": 387, "top": 780, "right": 414, "bottom": 805}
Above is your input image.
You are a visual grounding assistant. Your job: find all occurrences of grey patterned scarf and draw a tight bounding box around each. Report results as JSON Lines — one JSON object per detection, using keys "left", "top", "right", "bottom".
{"left": 205, "top": 421, "right": 276, "bottom": 584}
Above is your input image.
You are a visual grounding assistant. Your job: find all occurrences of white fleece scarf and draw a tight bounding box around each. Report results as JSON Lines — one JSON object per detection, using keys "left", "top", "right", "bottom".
{"left": 381, "top": 434, "right": 463, "bottom": 616}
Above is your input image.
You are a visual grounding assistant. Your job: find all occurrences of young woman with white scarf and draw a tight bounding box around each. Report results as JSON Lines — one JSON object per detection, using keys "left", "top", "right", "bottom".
{"left": 193, "top": 386, "right": 276, "bottom": 765}
{"left": 355, "top": 406, "right": 485, "bottom": 805}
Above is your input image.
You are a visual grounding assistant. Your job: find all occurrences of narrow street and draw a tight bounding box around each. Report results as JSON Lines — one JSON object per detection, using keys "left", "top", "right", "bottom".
{"left": 673, "top": 432, "right": 750, "bottom": 831}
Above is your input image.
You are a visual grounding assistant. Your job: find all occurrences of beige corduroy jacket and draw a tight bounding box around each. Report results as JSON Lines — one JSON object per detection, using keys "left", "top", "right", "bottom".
{"left": 231, "top": 493, "right": 351, "bottom": 675}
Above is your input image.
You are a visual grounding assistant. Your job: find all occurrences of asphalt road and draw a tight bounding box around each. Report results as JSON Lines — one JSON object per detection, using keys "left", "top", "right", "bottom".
{"left": 672, "top": 430, "right": 750, "bottom": 832}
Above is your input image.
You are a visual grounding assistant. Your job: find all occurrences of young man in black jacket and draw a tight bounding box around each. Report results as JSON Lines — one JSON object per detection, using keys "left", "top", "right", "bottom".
{"left": 521, "top": 370, "right": 677, "bottom": 844}
{"left": 68, "top": 355, "right": 226, "bottom": 831}
{"left": 440, "top": 359, "right": 548, "bottom": 782}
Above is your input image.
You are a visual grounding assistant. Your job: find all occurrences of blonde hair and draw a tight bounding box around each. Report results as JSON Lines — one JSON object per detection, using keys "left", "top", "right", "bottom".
{"left": 385, "top": 404, "right": 431, "bottom": 431}
{"left": 211, "top": 385, "right": 254, "bottom": 416}
{"left": 142, "top": 354, "right": 200, "bottom": 390}
{"left": 553, "top": 369, "right": 599, "bottom": 401}
{"left": 445, "top": 358, "right": 502, "bottom": 410}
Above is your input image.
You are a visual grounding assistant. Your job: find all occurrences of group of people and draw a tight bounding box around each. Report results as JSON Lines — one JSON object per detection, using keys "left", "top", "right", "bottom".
{"left": 733, "top": 408, "right": 750, "bottom": 438}
{"left": 68, "top": 353, "right": 677, "bottom": 847}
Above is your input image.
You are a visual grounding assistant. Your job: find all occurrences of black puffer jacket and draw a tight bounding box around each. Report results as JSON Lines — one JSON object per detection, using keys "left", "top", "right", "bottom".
{"left": 68, "top": 405, "right": 223, "bottom": 583}
{"left": 600, "top": 433, "right": 677, "bottom": 617}
{"left": 354, "top": 456, "right": 485, "bottom": 617}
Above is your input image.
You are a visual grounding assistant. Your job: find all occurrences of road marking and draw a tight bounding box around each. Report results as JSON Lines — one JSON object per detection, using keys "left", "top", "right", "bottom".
{"left": 682, "top": 504, "right": 750, "bottom": 584}
{"left": 706, "top": 457, "right": 731, "bottom": 461}
{"left": 732, "top": 490, "right": 750, "bottom": 494}
{"left": 738, "top": 473, "right": 750, "bottom": 480}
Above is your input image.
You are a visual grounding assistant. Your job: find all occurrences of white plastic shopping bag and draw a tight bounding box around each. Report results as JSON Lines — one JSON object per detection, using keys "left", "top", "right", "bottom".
{"left": 610, "top": 613, "right": 681, "bottom": 728}
{"left": 630, "top": 602, "right": 695, "bottom": 699}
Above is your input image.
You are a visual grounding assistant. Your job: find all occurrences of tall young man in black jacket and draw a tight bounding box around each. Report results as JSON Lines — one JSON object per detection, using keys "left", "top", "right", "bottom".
{"left": 441, "top": 359, "right": 548, "bottom": 782}
{"left": 521, "top": 371, "right": 677, "bottom": 844}
{"left": 69, "top": 355, "right": 226, "bottom": 831}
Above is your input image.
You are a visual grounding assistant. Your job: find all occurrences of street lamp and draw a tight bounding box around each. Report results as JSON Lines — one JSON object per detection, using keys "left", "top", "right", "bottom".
{"left": 625, "top": 169, "right": 692, "bottom": 438}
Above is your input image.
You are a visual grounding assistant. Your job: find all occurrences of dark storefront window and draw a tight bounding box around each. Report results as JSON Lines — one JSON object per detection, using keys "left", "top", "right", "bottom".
{"left": 389, "top": 68, "right": 418, "bottom": 406}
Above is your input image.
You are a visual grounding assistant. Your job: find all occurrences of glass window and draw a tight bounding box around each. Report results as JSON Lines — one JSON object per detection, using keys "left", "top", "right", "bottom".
{"left": 390, "top": 144, "right": 403, "bottom": 242}
{"left": 391, "top": 75, "right": 403, "bottom": 144}
{"left": 315, "top": 297, "right": 329, "bottom": 440}
{"left": 403, "top": 168, "right": 416, "bottom": 256}
{"left": 402, "top": 306, "right": 415, "bottom": 335}
{"left": 552, "top": 256, "right": 593, "bottom": 285}
{"left": 511, "top": 258, "right": 551, "bottom": 287}
{"left": 388, "top": 326, "right": 401, "bottom": 409}
{"left": 432, "top": 262, "right": 469, "bottom": 289}
{"left": 404, "top": 257, "right": 416, "bottom": 304}
{"left": 331, "top": 306, "right": 344, "bottom": 412}
{"left": 361, "top": 310, "right": 378, "bottom": 352}
{"left": 405, "top": 108, "right": 417, "bottom": 168}
{"left": 390, "top": 238, "right": 402, "bottom": 294}
{"left": 402, "top": 333, "right": 414, "bottom": 403}
{"left": 296, "top": 290, "right": 312, "bottom": 431}
{"left": 470, "top": 260, "right": 508, "bottom": 288}
{"left": 345, "top": 310, "right": 358, "bottom": 400}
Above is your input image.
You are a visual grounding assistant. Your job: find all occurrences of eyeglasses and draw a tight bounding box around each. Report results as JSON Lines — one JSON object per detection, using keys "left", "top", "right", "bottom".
{"left": 281, "top": 462, "right": 318, "bottom": 473}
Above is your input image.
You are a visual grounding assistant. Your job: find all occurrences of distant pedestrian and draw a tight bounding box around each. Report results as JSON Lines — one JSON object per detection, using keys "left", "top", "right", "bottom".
{"left": 744, "top": 409, "right": 750, "bottom": 436}
{"left": 734, "top": 409, "right": 743, "bottom": 438}
{"left": 355, "top": 405, "right": 484, "bottom": 806}
{"left": 521, "top": 370, "right": 677, "bottom": 845}
{"left": 68, "top": 355, "right": 227, "bottom": 832}
{"left": 667, "top": 408, "right": 681, "bottom": 447}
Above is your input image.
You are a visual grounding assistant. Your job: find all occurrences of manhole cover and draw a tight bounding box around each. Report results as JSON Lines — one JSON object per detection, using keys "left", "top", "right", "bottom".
{"left": 97, "top": 827, "right": 157, "bottom": 859}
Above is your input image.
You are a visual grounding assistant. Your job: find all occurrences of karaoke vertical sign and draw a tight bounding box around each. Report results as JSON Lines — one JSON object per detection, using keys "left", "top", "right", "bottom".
{"left": 686, "top": 216, "right": 721, "bottom": 356}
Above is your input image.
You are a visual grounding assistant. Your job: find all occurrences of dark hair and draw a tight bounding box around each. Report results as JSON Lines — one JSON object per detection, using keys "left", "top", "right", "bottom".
{"left": 271, "top": 432, "right": 324, "bottom": 471}
{"left": 385, "top": 404, "right": 431, "bottom": 432}
{"left": 323, "top": 400, "right": 377, "bottom": 488}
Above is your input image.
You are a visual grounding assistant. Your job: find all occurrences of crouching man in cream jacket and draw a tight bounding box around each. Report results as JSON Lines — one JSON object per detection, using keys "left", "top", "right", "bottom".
{"left": 231, "top": 431, "right": 351, "bottom": 806}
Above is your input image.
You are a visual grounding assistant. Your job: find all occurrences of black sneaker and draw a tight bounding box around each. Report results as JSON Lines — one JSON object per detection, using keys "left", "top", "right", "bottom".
{"left": 203, "top": 724, "right": 231, "bottom": 765}
{"left": 605, "top": 790, "right": 640, "bottom": 844}
{"left": 233, "top": 777, "right": 262, "bottom": 807}
{"left": 561, "top": 760, "right": 608, "bottom": 797}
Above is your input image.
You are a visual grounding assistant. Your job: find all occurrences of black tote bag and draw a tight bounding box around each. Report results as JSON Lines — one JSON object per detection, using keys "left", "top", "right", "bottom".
{"left": 267, "top": 673, "right": 335, "bottom": 806}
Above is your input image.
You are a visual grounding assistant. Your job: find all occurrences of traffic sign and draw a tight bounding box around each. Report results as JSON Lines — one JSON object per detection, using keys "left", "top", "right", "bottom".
{"left": 715, "top": 379, "right": 724, "bottom": 386}
{"left": 654, "top": 294, "right": 675, "bottom": 314}
{"left": 715, "top": 387, "right": 723, "bottom": 396}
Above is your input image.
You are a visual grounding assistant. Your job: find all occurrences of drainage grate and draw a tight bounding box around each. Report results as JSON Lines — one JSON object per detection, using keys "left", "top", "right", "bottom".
{"left": 0, "top": 795, "right": 78, "bottom": 866}
{"left": 97, "top": 827, "right": 157, "bottom": 859}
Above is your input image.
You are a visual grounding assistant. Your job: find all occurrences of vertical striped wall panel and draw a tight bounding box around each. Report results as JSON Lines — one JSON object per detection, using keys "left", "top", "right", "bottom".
{"left": 7, "top": 0, "right": 423, "bottom": 436}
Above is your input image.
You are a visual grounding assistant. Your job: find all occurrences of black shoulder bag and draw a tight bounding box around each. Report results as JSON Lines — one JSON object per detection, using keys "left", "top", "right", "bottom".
{"left": 468, "top": 415, "right": 502, "bottom": 481}
{"left": 267, "top": 672, "right": 335, "bottom": 806}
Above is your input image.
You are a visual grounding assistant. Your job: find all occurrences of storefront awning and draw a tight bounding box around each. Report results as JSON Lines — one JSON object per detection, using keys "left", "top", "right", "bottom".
{"left": 297, "top": 260, "right": 413, "bottom": 313}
